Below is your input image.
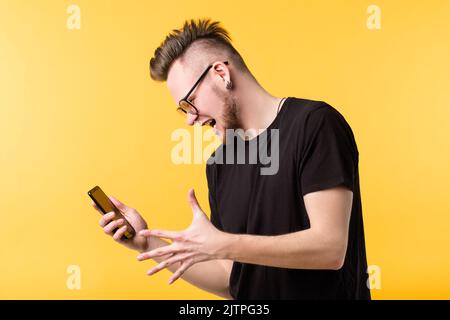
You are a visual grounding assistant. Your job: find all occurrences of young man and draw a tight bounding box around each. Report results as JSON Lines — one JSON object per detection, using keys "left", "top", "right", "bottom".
{"left": 93, "top": 19, "right": 371, "bottom": 300}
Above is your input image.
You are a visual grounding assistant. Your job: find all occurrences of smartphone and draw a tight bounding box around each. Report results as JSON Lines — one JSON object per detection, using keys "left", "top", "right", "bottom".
{"left": 87, "top": 185, "right": 136, "bottom": 240}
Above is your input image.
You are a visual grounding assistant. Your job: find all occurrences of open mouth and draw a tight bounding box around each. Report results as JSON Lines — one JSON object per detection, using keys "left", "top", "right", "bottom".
{"left": 204, "top": 119, "right": 216, "bottom": 127}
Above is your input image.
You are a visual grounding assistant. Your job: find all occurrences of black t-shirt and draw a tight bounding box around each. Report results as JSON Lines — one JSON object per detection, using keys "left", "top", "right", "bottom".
{"left": 205, "top": 97, "right": 371, "bottom": 300}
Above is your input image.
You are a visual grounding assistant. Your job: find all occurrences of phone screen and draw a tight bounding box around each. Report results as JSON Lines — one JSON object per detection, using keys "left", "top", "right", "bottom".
{"left": 87, "top": 185, "right": 135, "bottom": 239}
{"left": 88, "top": 185, "right": 115, "bottom": 215}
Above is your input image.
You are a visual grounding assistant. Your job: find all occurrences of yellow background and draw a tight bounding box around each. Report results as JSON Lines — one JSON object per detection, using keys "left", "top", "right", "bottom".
{"left": 1, "top": 0, "right": 449, "bottom": 299}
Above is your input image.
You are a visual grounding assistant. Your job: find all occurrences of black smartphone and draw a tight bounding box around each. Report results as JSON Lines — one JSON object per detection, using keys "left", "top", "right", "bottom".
{"left": 87, "top": 185, "right": 136, "bottom": 240}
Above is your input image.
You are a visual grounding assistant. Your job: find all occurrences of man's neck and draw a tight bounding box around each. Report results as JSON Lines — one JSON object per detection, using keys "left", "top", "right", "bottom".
{"left": 234, "top": 77, "right": 283, "bottom": 139}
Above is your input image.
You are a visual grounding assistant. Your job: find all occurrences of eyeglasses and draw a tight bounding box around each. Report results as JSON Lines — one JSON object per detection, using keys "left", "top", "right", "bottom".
{"left": 177, "top": 61, "right": 229, "bottom": 116}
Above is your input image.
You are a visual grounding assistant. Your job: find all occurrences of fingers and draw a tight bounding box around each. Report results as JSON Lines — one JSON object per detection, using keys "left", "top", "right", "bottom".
{"left": 139, "top": 229, "right": 184, "bottom": 241}
{"left": 168, "top": 261, "right": 192, "bottom": 284}
{"left": 137, "top": 244, "right": 182, "bottom": 261}
{"left": 99, "top": 211, "right": 116, "bottom": 227}
{"left": 147, "top": 252, "right": 195, "bottom": 276}
{"left": 91, "top": 202, "right": 101, "bottom": 212}
{"left": 103, "top": 218, "right": 125, "bottom": 235}
{"left": 112, "top": 225, "right": 128, "bottom": 241}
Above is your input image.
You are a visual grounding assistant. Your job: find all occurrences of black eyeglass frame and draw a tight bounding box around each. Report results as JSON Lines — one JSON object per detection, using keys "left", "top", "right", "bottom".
{"left": 177, "top": 61, "right": 229, "bottom": 115}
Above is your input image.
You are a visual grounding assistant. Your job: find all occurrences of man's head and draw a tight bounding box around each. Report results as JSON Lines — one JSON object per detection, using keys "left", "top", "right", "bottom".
{"left": 149, "top": 19, "right": 255, "bottom": 140}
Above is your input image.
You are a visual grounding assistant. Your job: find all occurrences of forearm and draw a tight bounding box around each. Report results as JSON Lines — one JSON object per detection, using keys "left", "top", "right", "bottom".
{"left": 142, "top": 238, "right": 233, "bottom": 299}
{"left": 222, "top": 228, "right": 347, "bottom": 270}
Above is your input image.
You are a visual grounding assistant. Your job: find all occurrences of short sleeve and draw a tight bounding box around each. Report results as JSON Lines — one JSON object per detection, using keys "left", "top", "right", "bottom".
{"left": 299, "top": 104, "right": 358, "bottom": 196}
{"left": 206, "top": 163, "right": 224, "bottom": 230}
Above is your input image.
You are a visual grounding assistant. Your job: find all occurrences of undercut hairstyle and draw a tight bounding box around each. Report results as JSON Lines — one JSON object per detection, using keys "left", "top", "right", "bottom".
{"left": 149, "top": 19, "right": 251, "bottom": 81}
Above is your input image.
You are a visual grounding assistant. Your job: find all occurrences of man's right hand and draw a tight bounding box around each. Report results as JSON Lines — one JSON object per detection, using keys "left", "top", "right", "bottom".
{"left": 91, "top": 193, "right": 232, "bottom": 299}
{"left": 92, "top": 195, "right": 152, "bottom": 253}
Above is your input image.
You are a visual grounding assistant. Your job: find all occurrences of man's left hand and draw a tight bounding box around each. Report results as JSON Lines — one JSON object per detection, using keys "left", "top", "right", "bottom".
{"left": 137, "top": 188, "right": 230, "bottom": 284}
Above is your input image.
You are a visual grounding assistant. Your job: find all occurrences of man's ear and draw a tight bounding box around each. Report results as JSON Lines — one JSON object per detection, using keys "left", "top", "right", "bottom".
{"left": 212, "top": 61, "right": 231, "bottom": 87}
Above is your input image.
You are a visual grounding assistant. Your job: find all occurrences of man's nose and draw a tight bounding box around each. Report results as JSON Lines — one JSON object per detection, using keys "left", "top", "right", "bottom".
{"left": 186, "top": 112, "right": 198, "bottom": 126}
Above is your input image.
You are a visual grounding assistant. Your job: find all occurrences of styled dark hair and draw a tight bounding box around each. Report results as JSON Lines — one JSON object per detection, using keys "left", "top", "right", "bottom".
{"left": 149, "top": 19, "right": 250, "bottom": 81}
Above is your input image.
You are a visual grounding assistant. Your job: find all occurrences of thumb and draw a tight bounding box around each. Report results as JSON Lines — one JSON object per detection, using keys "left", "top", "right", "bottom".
{"left": 188, "top": 188, "right": 203, "bottom": 217}
{"left": 108, "top": 195, "right": 129, "bottom": 213}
